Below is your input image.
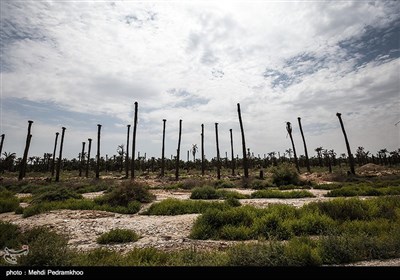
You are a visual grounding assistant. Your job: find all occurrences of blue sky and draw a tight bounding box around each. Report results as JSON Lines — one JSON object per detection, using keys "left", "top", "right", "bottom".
{"left": 1, "top": 0, "right": 399, "bottom": 160}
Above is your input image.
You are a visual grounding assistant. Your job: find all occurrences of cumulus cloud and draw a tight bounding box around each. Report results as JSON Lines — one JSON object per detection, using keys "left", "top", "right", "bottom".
{"left": 1, "top": 0, "right": 399, "bottom": 160}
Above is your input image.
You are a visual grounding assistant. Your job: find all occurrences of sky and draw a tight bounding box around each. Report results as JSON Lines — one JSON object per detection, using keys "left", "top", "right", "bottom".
{"left": 1, "top": 0, "right": 399, "bottom": 161}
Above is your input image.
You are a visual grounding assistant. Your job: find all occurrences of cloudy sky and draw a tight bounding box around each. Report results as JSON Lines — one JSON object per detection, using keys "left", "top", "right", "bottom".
{"left": 1, "top": 0, "right": 399, "bottom": 161}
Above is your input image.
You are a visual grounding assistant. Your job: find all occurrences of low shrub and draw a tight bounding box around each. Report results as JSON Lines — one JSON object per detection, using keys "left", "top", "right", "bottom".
{"left": 95, "top": 182, "right": 154, "bottom": 206}
{"left": 190, "top": 186, "right": 219, "bottom": 199}
{"left": 0, "top": 192, "right": 19, "bottom": 213}
{"left": 97, "top": 229, "right": 139, "bottom": 244}
{"left": 270, "top": 163, "right": 300, "bottom": 186}
{"left": 0, "top": 221, "right": 20, "bottom": 248}
{"left": 144, "top": 199, "right": 229, "bottom": 215}
{"left": 250, "top": 190, "right": 314, "bottom": 199}
{"left": 31, "top": 187, "right": 82, "bottom": 203}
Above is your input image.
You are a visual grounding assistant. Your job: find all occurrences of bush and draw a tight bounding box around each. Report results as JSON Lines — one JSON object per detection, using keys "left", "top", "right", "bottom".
{"left": 190, "top": 186, "right": 219, "bottom": 199}
{"left": 144, "top": 199, "right": 229, "bottom": 215}
{"left": 270, "top": 163, "right": 300, "bottom": 186}
{"left": 19, "top": 227, "right": 70, "bottom": 266}
{"left": 0, "top": 221, "right": 20, "bottom": 248}
{"left": 214, "top": 180, "right": 236, "bottom": 189}
{"left": 216, "top": 190, "right": 248, "bottom": 199}
{"left": 32, "top": 187, "right": 82, "bottom": 203}
{"left": 225, "top": 197, "right": 241, "bottom": 207}
{"left": 250, "top": 190, "right": 314, "bottom": 199}
{"left": 95, "top": 182, "right": 154, "bottom": 206}
{"left": 326, "top": 186, "right": 400, "bottom": 197}
{"left": 253, "top": 213, "right": 292, "bottom": 240}
{"left": 0, "top": 190, "right": 19, "bottom": 213}
{"left": 286, "top": 213, "right": 335, "bottom": 236}
{"left": 97, "top": 229, "right": 139, "bottom": 244}
{"left": 227, "top": 242, "right": 288, "bottom": 266}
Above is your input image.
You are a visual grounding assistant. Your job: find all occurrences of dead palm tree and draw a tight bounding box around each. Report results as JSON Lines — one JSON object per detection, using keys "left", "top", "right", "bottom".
{"left": 230, "top": 129, "right": 235, "bottom": 176}
{"left": 161, "top": 119, "right": 166, "bottom": 177}
{"left": 286, "top": 122, "right": 300, "bottom": 172}
{"left": 79, "top": 141, "right": 86, "bottom": 177}
{"left": 192, "top": 144, "right": 198, "bottom": 162}
{"left": 315, "top": 147, "right": 323, "bottom": 167}
{"left": 0, "top": 134, "right": 4, "bottom": 158}
{"left": 237, "top": 103, "right": 248, "bottom": 178}
{"left": 125, "top": 124, "right": 131, "bottom": 178}
{"left": 51, "top": 132, "right": 59, "bottom": 177}
{"left": 86, "top": 138, "right": 92, "bottom": 178}
{"left": 96, "top": 124, "right": 102, "bottom": 179}
{"left": 336, "top": 113, "right": 355, "bottom": 174}
{"left": 297, "top": 117, "right": 311, "bottom": 173}
{"left": 201, "top": 124, "right": 205, "bottom": 176}
{"left": 175, "top": 119, "right": 182, "bottom": 180}
{"left": 215, "top": 123, "right": 221, "bottom": 179}
{"left": 131, "top": 102, "right": 138, "bottom": 180}
{"left": 19, "top": 120, "right": 33, "bottom": 181}
{"left": 55, "top": 127, "right": 66, "bottom": 182}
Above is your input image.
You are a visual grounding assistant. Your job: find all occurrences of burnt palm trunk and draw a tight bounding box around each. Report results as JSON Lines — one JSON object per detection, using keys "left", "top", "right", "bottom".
{"left": 230, "top": 129, "right": 235, "bottom": 176}
{"left": 298, "top": 117, "right": 311, "bottom": 173}
{"left": 125, "top": 124, "right": 131, "bottom": 178}
{"left": 336, "top": 113, "right": 355, "bottom": 175}
{"left": 50, "top": 132, "right": 59, "bottom": 177}
{"left": 0, "top": 134, "right": 4, "bottom": 157}
{"left": 286, "top": 122, "right": 300, "bottom": 173}
{"left": 131, "top": 102, "right": 138, "bottom": 180}
{"left": 201, "top": 124, "right": 205, "bottom": 176}
{"left": 0, "top": 134, "right": 4, "bottom": 173}
{"left": 96, "top": 124, "right": 101, "bottom": 179}
{"left": 55, "top": 127, "right": 66, "bottom": 182}
{"left": 86, "top": 138, "right": 92, "bottom": 178}
{"left": 18, "top": 120, "right": 33, "bottom": 181}
{"left": 175, "top": 119, "right": 182, "bottom": 180}
{"left": 79, "top": 142, "right": 86, "bottom": 177}
{"left": 237, "top": 103, "right": 248, "bottom": 178}
{"left": 161, "top": 119, "right": 166, "bottom": 177}
{"left": 215, "top": 123, "right": 221, "bottom": 180}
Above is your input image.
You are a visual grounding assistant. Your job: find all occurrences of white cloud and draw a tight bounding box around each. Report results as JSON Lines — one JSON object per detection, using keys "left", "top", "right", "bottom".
{"left": 1, "top": 0, "right": 399, "bottom": 160}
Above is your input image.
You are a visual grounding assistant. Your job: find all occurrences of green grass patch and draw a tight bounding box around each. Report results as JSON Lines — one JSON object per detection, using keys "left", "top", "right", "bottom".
{"left": 0, "top": 190, "right": 20, "bottom": 213}
{"left": 97, "top": 229, "right": 139, "bottom": 244}
{"left": 326, "top": 185, "right": 400, "bottom": 197}
{"left": 143, "top": 198, "right": 233, "bottom": 215}
{"left": 190, "top": 186, "right": 248, "bottom": 200}
{"left": 250, "top": 190, "right": 314, "bottom": 199}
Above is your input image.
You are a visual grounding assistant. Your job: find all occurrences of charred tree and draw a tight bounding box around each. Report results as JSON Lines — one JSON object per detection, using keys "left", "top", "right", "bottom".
{"left": 18, "top": 120, "right": 33, "bottom": 181}
{"left": 201, "top": 124, "right": 205, "bottom": 176}
{"left": 86, "top": 138, "right": 92, "bottom": 178}
{"left": 298, "top": 117, "right": 311, "bottom": 173}
{"left": 161, "top": 119, "right": 166, "bottom": 177}
{"left": 55, "top": 127, "right": 66, "bottom": 182}
{"left": 215, "top": 123, "right": 221, "bottom": 180}
{"left": 79, "top": 141, "right": 86, "bottom": 177}
{"left": 96, "top": 124, "right": 102, "bottom": 179}
{"left": 131, "top": 102, "right": 138, "bottom": 180}
{"left": 230, "top": 129, "right": 235, "bottom": 176}
{"left": 237, "top": 103, "right": 249, "bottom": 178}
{"left": 336, "top": 113, "right": 355, "bottom": 175}
{"left": 175, "top": 119, "right": 182, "bottom": 180}
{"left": 125, "top": 124, "right": 131, "bottom": 178}
{"left": 286, "top": 122, "right": 300, "bottom": 172}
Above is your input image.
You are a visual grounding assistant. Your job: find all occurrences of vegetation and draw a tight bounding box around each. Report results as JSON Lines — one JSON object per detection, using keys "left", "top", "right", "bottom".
{"left": 250, "top": 190, "right": 314, "bottom": 199}
{"left": 190, "top": 197, "right": 400, "bottom": 240}
{"left": 190, "top": 186, "right": 248, "bottom": 200}
{"left": 0, "top": 189, "right": 19, "bottom": 213}
{"left": 143, "top": 198, "right": 234, "bottom": 215}
{"left": 270, "top": 163, "right": 301, "bottom": 186}
{"left": 97, "top": 229, "right": 139, "bottom": 244}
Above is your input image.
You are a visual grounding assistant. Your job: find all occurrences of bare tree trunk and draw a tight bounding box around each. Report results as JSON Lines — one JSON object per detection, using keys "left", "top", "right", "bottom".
{"left": 55, "top": 127, "right": 66, "bottom": 182}
{"left": 286, "top": 122, "right": 300, "bottom": 172}
{"left": 237, "top": 104, "right": 248, "bottom": 178}
{"left": 125, "top": 124, "right": 131, "bottom": 178}
{"left": 51, "top": 132, "right": 59, "bottom": 177}
{"left": 298, "top": 117, "right": 311, "bottom": 173}
{"left": 0, "top": 134, "right": 4, "bottom": 157}
{"left": 336, "top": 113, "right": 355, "bottom": 175}
{"left": 161, "top": 119, "right": 166, "bottom": 177}
{"left": 215, "top": 123, "right": 221, "bottom": 179}
{"left": 230, "top": 129, "right": 235, "bottom": 176}
{"left": 131, "top": 102, "right": 138, "bottom": 180}
{"left": 19, "top": 120, "right": 33, "bottom": 181}
{"left": 175, "top": 119, "right": 182, "bottom": 180}
{"left": 86, "top": 138, "right": 92, "bottom": 178}
{"left": 201, "top": 124, "right": 205, "bottom": 176}
{"left": 79, "top": 142, "right": 86, "bottom": 177}
{"left": 96, "top": 124, "right": 101, "bottom": 179}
